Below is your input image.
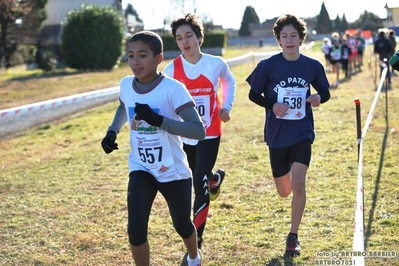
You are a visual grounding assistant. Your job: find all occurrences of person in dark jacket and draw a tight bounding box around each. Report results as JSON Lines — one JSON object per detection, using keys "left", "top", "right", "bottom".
{"left": 388, "top": 29, "right": 397, "bottom": 74}
{"left": 374, "top": 30, "right": 393, "bottom": 83}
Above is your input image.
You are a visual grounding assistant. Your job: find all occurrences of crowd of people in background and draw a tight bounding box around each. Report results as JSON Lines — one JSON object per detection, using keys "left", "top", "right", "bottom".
{"left": 321, "top": 29, "right": 366, "bottom": 87}
{"left": 321, "top": 28, "right": 398, "bottom": 87}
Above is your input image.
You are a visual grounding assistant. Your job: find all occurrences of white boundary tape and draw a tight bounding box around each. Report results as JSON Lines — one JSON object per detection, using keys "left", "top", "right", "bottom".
{"left": 0, "top": 86, "right": 119, "bottom": 118}
{"left": 353, "top": 142, "right": 365, "bottom": 265}
{"left": 352, "top": 63, "right": 387, "bottom": 266}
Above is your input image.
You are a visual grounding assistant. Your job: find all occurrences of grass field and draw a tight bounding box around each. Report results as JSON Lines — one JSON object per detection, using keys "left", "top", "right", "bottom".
{"left": 1, "top": 43, "right": 398, "bottom": 265}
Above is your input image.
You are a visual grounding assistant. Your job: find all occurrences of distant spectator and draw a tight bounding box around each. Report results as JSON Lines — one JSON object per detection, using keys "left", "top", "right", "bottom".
{"left": 346, "top": 33, "right": 358, "bottom": 72}
{"left": 374, "top": 30, "right": 393, "bottom": 84}
{"left": 331, "top": 31, "right": 341, "bottom": 44}
{"left": 388, "top": 29, "right": 397, "bottom": 73}
{"left": 388, "top": 30, "right": 397, "bottom": 55}
{"left": 356, "top": 29, "right": 366, "bottom": 66}
{"left": 329, "top": 38, "right": 342, "bottom": 86}
{"left": 259, "top": 37, "right": 264, "bottom": 47}
{"left": 321, "top": 37, "right": 332, "bottom": 72}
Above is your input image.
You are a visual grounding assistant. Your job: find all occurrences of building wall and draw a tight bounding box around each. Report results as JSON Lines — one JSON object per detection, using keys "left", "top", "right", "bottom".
{"left": 385, "top": 2, "right": 399, "bottom": 28}
{"left": 393, "top": 8, "right": 399, "bottom": 26}
{"left": 44, "top": 0, "right": 120, "bottom": 26}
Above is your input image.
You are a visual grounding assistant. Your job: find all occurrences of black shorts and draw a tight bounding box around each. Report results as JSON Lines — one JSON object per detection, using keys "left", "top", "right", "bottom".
{"left": 269, "top": 139, "right": 312, "bottom": 178}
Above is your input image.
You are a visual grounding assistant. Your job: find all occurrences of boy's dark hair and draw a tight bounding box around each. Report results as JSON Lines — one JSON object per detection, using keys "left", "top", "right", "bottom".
{"left": 273, "top": 14, "right": 307, "bottom": 45}
{"left": 129, "top": 31, "right": 163, "bottom": 56}
{"left": 170, "top": 13, "right": 205, "bottom": 46}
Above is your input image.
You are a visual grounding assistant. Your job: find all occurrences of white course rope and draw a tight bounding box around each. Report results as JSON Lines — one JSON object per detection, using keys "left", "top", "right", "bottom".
{"left": 0, "top": 86, "right": 119, "bottom": 118}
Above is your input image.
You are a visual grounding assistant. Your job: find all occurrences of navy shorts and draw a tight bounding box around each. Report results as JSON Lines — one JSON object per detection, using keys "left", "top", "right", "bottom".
{"left": 329, "top": 59, "right": 340, "bottom": 65}
{"left": 269, "top": 139, "right": 312, "bottom": 178}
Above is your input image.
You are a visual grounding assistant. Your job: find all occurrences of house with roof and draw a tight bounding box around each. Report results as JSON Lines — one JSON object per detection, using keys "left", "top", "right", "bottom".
{"left": 384, "top": 1, "right": 399, "bottom": 27}
{"left": 383, "top": 2, "right": 399, "bottom": 37}
{"left": 39, "top": 0, "right": 126, "bottom": 46}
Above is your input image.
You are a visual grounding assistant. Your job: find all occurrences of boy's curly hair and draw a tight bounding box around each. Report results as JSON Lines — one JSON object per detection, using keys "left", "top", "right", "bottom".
{"left": 170, "top": 13, "right": 205, "bottom": 46}
{"left": 273, "top": 14, "right": 307, "bottom": 45}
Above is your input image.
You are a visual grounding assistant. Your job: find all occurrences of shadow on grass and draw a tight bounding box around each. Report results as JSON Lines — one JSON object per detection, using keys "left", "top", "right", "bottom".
{"left": 265, "top": 256, "right": 301, "bottom": 266}
{"left": 364, "top": 84, "right": 389, "bottom": 247}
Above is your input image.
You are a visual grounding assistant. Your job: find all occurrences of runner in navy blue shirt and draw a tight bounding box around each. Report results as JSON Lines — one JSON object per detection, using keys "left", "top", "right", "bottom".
{"left": 246, "top": 14, "right": 330, "bottom": 257}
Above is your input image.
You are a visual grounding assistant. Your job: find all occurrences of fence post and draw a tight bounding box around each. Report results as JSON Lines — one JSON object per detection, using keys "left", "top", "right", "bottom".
{"left": 354, "top": 98, "right": 361, "bottom": 160}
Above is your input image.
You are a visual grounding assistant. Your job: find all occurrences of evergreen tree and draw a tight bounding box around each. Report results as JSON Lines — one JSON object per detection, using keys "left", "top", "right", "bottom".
{"left": 62, "top": 4, "right": 125, "bottom": 70}
{"left": 315, "top": 2, "right": 332, "bottom": 34}
{"left": 238, "top": 6, "right": 259, "bottom": 37}
{"left": 125, "top": 3, "right": 143, "bottom": 23}
{"left": 349, "top": 11, "right": 384, "bottom": 32}
{"left": 340, "top": 14, "right": 349, "bottom": 31}
{"left": 333, "top": 15, "right": 341, "bottom": 32}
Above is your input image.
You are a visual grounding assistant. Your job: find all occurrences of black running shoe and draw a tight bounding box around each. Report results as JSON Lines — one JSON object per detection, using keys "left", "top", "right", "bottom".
{"left": 209, "top": 169, "right": 225, "bottom": 201}
{"left": 181, "top": 252, "right": 188, "bottom": 266}
{"left": 285, "top": 233, "right": 301, "bottom": 257}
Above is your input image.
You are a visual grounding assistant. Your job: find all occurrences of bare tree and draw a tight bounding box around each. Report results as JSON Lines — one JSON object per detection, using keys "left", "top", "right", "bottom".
{"left": 170, "top": 0, "right": 197, "bottom": 16}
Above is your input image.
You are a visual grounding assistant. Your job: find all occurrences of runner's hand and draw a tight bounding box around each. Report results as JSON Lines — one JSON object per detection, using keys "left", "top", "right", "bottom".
{"left": 134, "top": 103, "right": 164, "bottom": 127}
{"left": 101, "top": 131, "right": 118, "bottom": 154}
{"left": 273, "top": 102, "right": 289, "bottom": 118}
{"left": 306, "top": 94, "right": 321, "bottom": 107}
{"left": 218, "top": 108, "right": 231, "bottom": 122}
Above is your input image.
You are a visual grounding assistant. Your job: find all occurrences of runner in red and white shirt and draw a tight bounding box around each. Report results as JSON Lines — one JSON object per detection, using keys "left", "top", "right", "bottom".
{"left": 163, "top": 13, "right": 236, "bottom": 252}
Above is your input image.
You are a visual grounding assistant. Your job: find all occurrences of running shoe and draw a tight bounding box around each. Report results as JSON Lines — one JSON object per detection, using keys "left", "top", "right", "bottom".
{"left": 285, "top": 233, "right": 301, "bottom": 257}
{"left": 182, "top": 252, "right": 188, "bottom": 266}
{"left": 182, "top": 250, "right": 202, "bottom": 266}
{"left": 209, "top": 169, "right": 225, "bottom": 201}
